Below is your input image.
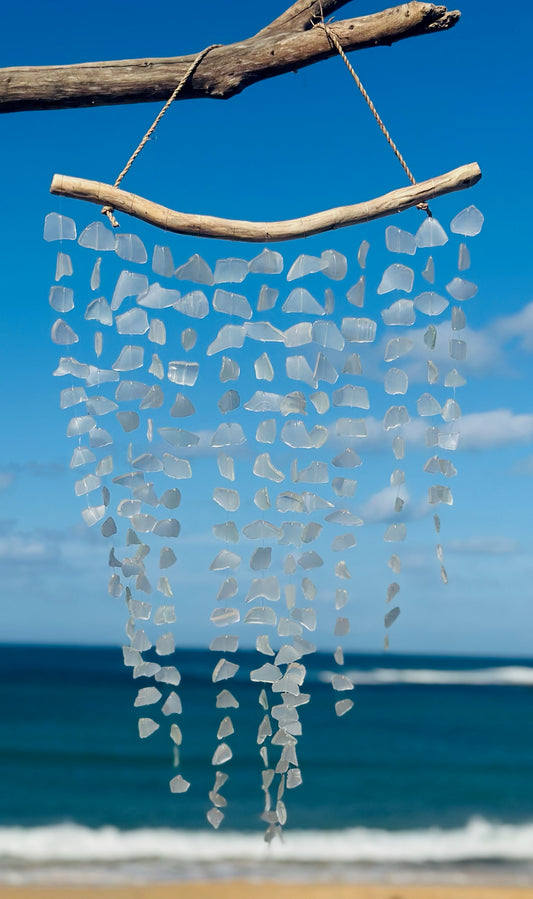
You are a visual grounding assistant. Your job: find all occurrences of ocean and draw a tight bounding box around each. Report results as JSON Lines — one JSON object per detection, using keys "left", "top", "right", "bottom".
{"left": 1, "top": 644, "right": 533, "bottom": 886}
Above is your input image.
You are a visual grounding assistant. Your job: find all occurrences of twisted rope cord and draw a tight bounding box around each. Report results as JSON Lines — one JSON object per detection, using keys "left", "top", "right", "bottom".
{"left": 315, "top": 19, "right": 430, "bottom": 215}
{"left": 102, "top": 43, "right": 222, "bottom": 227}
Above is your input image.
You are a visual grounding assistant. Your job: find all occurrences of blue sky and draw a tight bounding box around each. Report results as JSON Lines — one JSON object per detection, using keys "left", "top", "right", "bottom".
{"left": 1, "top": 0, "right": 531, "bottom": 655}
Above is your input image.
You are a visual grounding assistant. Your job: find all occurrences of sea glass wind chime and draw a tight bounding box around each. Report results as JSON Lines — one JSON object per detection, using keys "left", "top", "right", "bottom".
{"left": 46, "top": 19, "right": 483, "bottom": 837}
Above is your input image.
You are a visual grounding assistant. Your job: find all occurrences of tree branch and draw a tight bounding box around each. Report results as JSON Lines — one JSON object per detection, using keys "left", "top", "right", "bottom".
{"left": 50, "top": 163, "right": 481, "bottom": 243}
{"left": 1, "top": 2, "right": 459, "bottom": 113}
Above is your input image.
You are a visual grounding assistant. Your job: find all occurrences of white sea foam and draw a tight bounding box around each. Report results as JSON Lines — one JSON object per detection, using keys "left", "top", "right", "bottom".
{"left": 319, "top": 666, "right": 533, "bottom": 687}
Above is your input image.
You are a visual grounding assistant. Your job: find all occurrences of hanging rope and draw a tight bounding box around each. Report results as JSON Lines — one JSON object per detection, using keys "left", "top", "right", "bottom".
{"left": 102, "top": 43, "right": 222, "bottom": 227}
{"left": 313, "top": 17, "right": 431, "bottom": 216}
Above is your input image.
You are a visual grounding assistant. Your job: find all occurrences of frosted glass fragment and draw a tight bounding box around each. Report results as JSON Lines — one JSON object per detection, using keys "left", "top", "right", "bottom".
{"left": 346, "top": 275, "right": 365, "bottom": 308}
{"left": 384, "top": 368, "right": 408, "bottom": 395}
{"left": 213, "top": 288, "right": 252, "bottom": 320}
{"left": 283, "top": 322, "right": 313, "bottom": 347}
{"left": 325, "top": 510, "right": 363, "bottom": 527}
{"left": 283, "top": 287, "right": 324, "bottom": 315}
{"left": 217, "top": 716, "right": 235, "bottom": 740}
{"left": 53, "top": 356, "right": 90, "bottom": 379}
{"left": 254, "top": 352, "right": 274, "bottom": 382}
{"left": 257, "top": 285, "right": 279, "bottom": 311}
{"left": 335, "top": 699, "right": 354, "bottom": 716}
{"left": 332, "top": 672, "right": 353, "bottom": 689}
{"left": 446, "top": 277, "right": 478, "bottom": 301}
{"left": 293, "top": 460, "right": 328, "bottom": 483}
{"left": 214, "top": 257, "right": 249, "bottom": 284}
{"left": 428, "top": 484, "right": 453, "bottom": 505}
{"left": 175, "top": 254, "right": 214, "bottom": 285}
{"left": 61, "top": 386, "right": 87, "bottom": 409}
{"left": 153, "top": 666, "right": 180, "bottom": 685}
{"left": 51, "top": 318, "right": 78, "bottom": 345}
{"left": 390, "top": 469, "right": 405, "bottom": 487}
{"left": 147, "top": 318, "right": 166, "bottom": 345}
{"left": 49, "top": 285, "right": 74, "bottom": 312}
{"left": 254, "top": 487, "right": 271, "bottom": 511}
{"left": 321, "top": 249, "right": 347, "bottom": 280}
{"left": 332, "top": 533, "right": 356, "bottom": 552}
{"left": 86, "top": 395, "right": 118, "bottom": 416}
{"left": 301, "top": 521, "right": 322, "bottom": 543}
{"left": 313, "top": 352, "right": 338, "bottom": 385}
{"left": 385, "top": 606, "right": 400, "bottom": 628}
{"left": 213, "top": 521, "right": 239, "bottom": 543}
{"left": 253, "top": 453, "right": 284, "bottom": 482}
{"left": 378, "top": 263, "right": 414, "bottom": 294}
{"left": 251, "top": 663, "right": 282, "bottom": 683}
{"left": 89, "top": 427, "right": 113, "bottom": 448}
{"left": 116, "top": 410, "right": 139, "bottom": 432}
{"left": 281, "top": 420, "right": 322, "bottom": 449}
{"left": 383, "top": 405, "right": 409, "bottom": 430}
{"left": 207, "top": 324, "right": 246, "bottom": 355}
{"left": 214, "top": 453, "right": 234, "bottom": 482}
{"left": 309, "top": 391, "right": 329, "bottom": 414}
{"left": 450, "top": 205, "right": 484, "bottom": 236}
{"left": 211, "top": 742, "right": 233, "bottom": 765}
{"left": 256, "top": 635, "right": 275, "bottom": 656}
{"left": 210, "top": 550, "right": 241, "bottom": 571}
{"left": 384, "top": 337, "right": 414, "bottom": 362}
{"left": 161, "top": 691, "right": 182, "bottom": 715}
{"left": 216, "top": 578, "right": 238, "bottom": 601}
{"left": 276, "top": 493, "right": 303, "bottom": 514}
{"left": 211, "top": 607, "right": 240, "bottom": 627}
{"left": 167, "top": 361, "right": 199, "bottom": 386}
{"left": 286, "top": 355, "right": 315, "bottom": 388}
{"left": 244, "top": 606, "right": 277, "bottom": 626}
{"left": 450, "top": 339, "right": 467, "bottom": 361}
{"left": 216, "top": 690, "right": 239, "bottom": 709}
{"left": 44, "top": 212, "right": 76, "bottom": 241}
{"left": 287, "top": 254, "right": 326, "bottom": 281}
{"left": 392, "top": 436, "right": 404, "bottom": 460}
{"left": 211, "top": 422, "right": 245, "bottom": 447}
{"left": 210, "top": 635, "right": 239, "bottom": 654}
{"left": 112, "top": 345, "right": 143, "bottom": 371}
{"left": 151, "top": 518, "right": 179, "bottom": 537}
{"left": 154, "top": 603, "right": 176, "bottom": 624}
{"left": 422, "top": 256, "right": 435, "bottom": 283}
{"left": 442, "top": 398, "right": 461, "bottom": 421}
{"left": 169, "top": 774, "right": 190, "bottom": 794}
{"left": 159, "top": 426, "right": 199, "bottom": 448}
{"left": 250, "top": 546, "right": 272, "bottom": 570}
{"left": 243, "top": 521, "right": 281, "bottom": 541}
{"left": 102, "top": 518, "right": 117, "bottom": 538}
{"left": 458, "top": 243, "right": 470, "bottom": 271}
{"left": 256, "top": 419, "right": 276, "bottom": 444}
{"left": 332, "top": 384, "right": 369, "bottom": 409}
{"left": 384, "top": 523, "right": 407, "bottom": 542}
{"left": 220, "top": 357, "right": 240, "bottom": 382}
{"left": 416, "top": 217, "right": 448, "bottom": 247}
{"left": 154, "top": 631, "right": 174, "bottom": 656}
{"left": 151, "top": 244, "right": 174, "bottom": 277}
{"left": 291, "top": 607, "right": 316, "bottom": 631}
{"left": 212, "top": 658, "right": 239, "bottom": 683}
{"left": 414, "top": 292, "right": 449, "bottom": 316}
{"left": 81, "top": 505, "right": 106, "bottom": 526}
{"left": 381, "top": 299, "right": 415, "bottom": 326}
{"left": 115, "top": 232, "right": 147, "bottom": 264}
{"left": 332, "top": 448, "right": 361, "bottom": 468}
{"left": 78, "top": 221, "right": 115, "bottom": 251}
{"left": 172, "top": 290, "right": 209, "bottom": 319}
{"left": 249, "top": 248, "right": 283, "bottom": 274}
{"left": 385, "top": 225, "right": 417, "bottom": 255}
{"left": 341, "top": 317, "right": 376, "bottom": 343}
{"left": 138, "top": 718, "right": 159, "bottom": 739}
{"left": 331, "top": 477, "right": 357, "bottom": 498}
{"left": 417, "top": 393, "right": 441, "bottom": 416}
{"left": 212, "top": 487, "right": 240, "bottom": 512}
{"left": 66, "top": 414, "right": 96, "bottom": 437}
{"left": 298, "top": 551, "right": 323, "bottom": 570}
{"left": 386, "top": 582, "right": 400, "bottom": 603}
{"left": 75, "top": 473, "right": 101, "bottom": 496}
{"left": 451, "top": 306, "right": 466, "bottom": 331}
{"left": 111, "top": 271, "right": 149, "bottom": 311}
{"left": 444, "top": 369, "right": 466, "bottom": 388}
{"left": 425, "top": 361, "right": 438, "bottom": 385}
{"left": 245, "top": 322, "right": 285, "bottom": 343}
{"left": 245, "top": 576, "right": 280, "bottom": 602}
{"left": 312, "top": 320, "right": 345, "bottom": 351}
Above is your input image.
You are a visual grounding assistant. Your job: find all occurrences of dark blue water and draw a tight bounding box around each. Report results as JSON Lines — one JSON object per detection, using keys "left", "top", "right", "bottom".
{"left": 2, "top": 644, "right": 532, "bottom": 833}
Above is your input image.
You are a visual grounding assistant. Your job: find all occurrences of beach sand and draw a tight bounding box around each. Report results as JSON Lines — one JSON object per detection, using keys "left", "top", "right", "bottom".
{"left": 0, "top": 883, "right": 531, "bottom": 899}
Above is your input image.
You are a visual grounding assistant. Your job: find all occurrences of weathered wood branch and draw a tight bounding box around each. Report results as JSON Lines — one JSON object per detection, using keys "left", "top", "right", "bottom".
{"left": 1, "top": 2, "right": 459, "bottom": 113}
{"left": 50, "top": 163, "right": 481, "bottom": 242}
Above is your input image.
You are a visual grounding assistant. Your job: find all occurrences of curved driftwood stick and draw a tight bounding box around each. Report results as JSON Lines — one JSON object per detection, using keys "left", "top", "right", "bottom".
{"left": 1, "top": 1, "right": 459, "bottom": 113}
{"left": 50, "top": 163, "right": 481, "bottom": 243}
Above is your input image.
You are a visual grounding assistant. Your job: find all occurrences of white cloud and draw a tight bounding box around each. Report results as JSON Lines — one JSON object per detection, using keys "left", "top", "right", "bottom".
{"left": 358, "top": 485, "right": 410, "bottom": 523}
{"left": 456, "top": 409, "right": 533, "bottom": 449}
{"left": 0, "top": 534, "right": 53, "bottom": 562}
{"left": 446, "top": 536, "right": 521, "bottom": 555}
{"left": 491, "top": 302, "right": 533, "bottom": 352}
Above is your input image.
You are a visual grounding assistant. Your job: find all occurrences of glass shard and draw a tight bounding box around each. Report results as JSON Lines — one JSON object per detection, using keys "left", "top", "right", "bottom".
{"left": 210, "top": 550, "right": 241, "bottom": 571}
{"left": 255, "top": 352, "right": 274, "bottom": 381}
{"left": 216, "top": 689, "right": 239, "bottom": 708}
{"left": 417, "top": 393, "right": 441, "bottom": 416}
{"left": 341, "top": 317, "right": 376, "bottom": 343}
{"left": 416, "top": 217, "right": 448, "bottom": 247}
{"left": 148, "top": 319, "right": 166, "bottom": 345}
{"left": 253, "top": 453, "right": 284, "bottom": 483}
{"left": 256, "top": 419, "right": 276, "bottom": 444}
{"left": 287, "top": 254, "right": 326, "bottom": 280}
{"left": 414, "top": 292, "right": 449, "bottom": 316}
{"left": 332, "top": 448, "right": 362, "bottom": 468}
{"left": 256, "top": 634, "right": 275, "bottom": 656}
{"left": 384, "top": 368, "right": 408, "bottom": 395}
{"left": 49, "top": 285, "right": 74, "bottom": 312}
{"left": 257, "top": 285, "right": 279, "bottom": 311}
{"left": 138, "top": 718, "right": 159, "bottom": 739}
{"left": 152, "top": 244, "right": 174, "bottom": 277}
{"left": 444, "top": 369, "right": 466, "bottom": 388}
{"left": 450, "top": 205, "right": 484, "bottom": 236}
{"left": 162, "top": 692, "right": 182, "bottom": 715}
{"left": 78, "top": 221, "right": 115, "bottom": 251}
{"left": 217, "top": 390, "right": 240, "bottom": 415}
{"left": 282, "top": 287, "right": 324, "bottom": 315}
{"left": 449, "top": 339, "right": 467, "bottom": 361}
{"left": 207, "top": 324, "right": 246, "bottom": 355}
{"left": 346, "top": 275, "right": 365, "bottom": 308}
{"left": 385, "top": 606, "right": 400, "bottom": 628}
{"left": 211, "top": 422, "right": 245, "bottom": 447}
{"left": 357, "top": 239, "right": 370, "bottom": 268}
{"left": 111, "top": 271, "right": 149, "bottom": 311}
{"left": 321, "top": 249, "right": 347, "bottom": 280}
{"left": 249, "top": 248, "right": 283, "bottom": 274}
{"left": 212, "top": 658, "right": 239, "bottom": 682}
{"left": 211, "top": 607, "right": 240, "bottom": 627}
{"left": 213, "top": 487, "right": 240, "bottom": 512}
{"left": 44, "top": 212, "right": 76, "bottom": 242}
{"left": 214, "top": 257, "right": 249, "bottom": 284}
{"left": 451, "top": 306, "right": 466, "bottom": 331}
{"left": 384, "top": 337, "right": 414, "bottom": 362}
{"left": 115, "top": 233, "right": 147, "bottom": 264}
{"left": 216, "top": 577, "right": 238, "bottom": 601}
{"left": 167, "top": 361, "right": 199, "bottom": 386}
{"left": 309, "top": 391, "right": 330, "bottom": 414}
{"left": 422, "top": 256, "right": 435, "bottom": 283}
{"left": 446, "top": 277, "right": 478, "bottom": 301}
{"left": 210, "top": 634, "right": 239, "bottom": 653}
{"left": 213, "top": 288, "right": 252, "bottom": 319}
{"left": 298, "top": 550, "right": 323, "bottom": 570}
{"left": 384, "top": 523, "right": 407, "bottom": 542}
{"left": 286, "top": 355, "right": 315, "bottom": 388}
{"left": 250, "top": 546, "right": 272, "bottom": 570}
{"left": 213, "top": 521, "right": 239, "bottom": 543}
{"left": 211, "top": 742, "right": 233, "bottom": 765}
{"left": 377, "top": 263, "right": 414, "bottom": 294}
{"left": 458, "top": 243, "right": 470, "bottom": 271}
{"left": 381, "top": 299, "right": 415, "bottom": 326}
{"left": 254, "top": 487, "right": 271, "bottom": 510}
{"left": 175, "top": 253, "right": 214, "bottom": 285}
{"left": 244, "top": 606, "right": 277, "bottom": 626}
{"left": 283, "top": 322, "right": 313, "bottom": 347}
{"left": 383, "top": 405, "right": 409, "bottom": 429}
{"left": 251, "top": 663, "right": 282, "bottom": 683}
{"left": 332, "top": 384, "right": 369, "bottom": 409}
{"left": 335, "top": 699, "right": 354, "bottom": 716}
{"left": 51, "top": 319, "right": 78, "bottom": 345}
{"left": 385, "top": 225, "right": 417, "bottom": 255}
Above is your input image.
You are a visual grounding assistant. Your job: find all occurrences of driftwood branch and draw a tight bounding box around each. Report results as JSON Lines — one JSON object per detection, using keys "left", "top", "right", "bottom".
{"left": 1, "top": 2, "right": 459, "bottom": 113}
{"left": 50, "top": 163, "right": 481, "bottom": 243}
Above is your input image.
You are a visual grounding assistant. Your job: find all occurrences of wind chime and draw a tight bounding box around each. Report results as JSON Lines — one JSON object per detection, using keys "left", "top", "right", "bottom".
{"left": 45, "top": 12, "right": 482, "bottom": 839}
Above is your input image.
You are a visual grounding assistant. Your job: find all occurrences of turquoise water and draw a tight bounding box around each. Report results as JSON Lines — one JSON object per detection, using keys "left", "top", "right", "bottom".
{"left": 1, "top": 644, "right": 532, "bottom": 884}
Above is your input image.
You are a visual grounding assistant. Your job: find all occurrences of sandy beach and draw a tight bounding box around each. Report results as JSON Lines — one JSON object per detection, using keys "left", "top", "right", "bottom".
{"left": 0, "top": 883, "right": 532, "bottom": 899}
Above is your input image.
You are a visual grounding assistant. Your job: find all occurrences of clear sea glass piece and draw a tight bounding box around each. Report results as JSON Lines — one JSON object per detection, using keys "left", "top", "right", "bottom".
{"left": 112, "top": 345, "right": 143, "bottom": 371}
{"left": 216, "top": 689, "right": 239, "bottom": 709}
{"left": 281, "top": 392, "right": 306, "bottom": 416}
{"left": 450, "top": 338, "right": 467, "bottom": 361}
{"left": 152, "top": 244, "right": 174, "bottom": 277}
{"left": 302, "top": 521, "right": 323, "bottom": 542}
{"left": 207, "top": 324, "right": 246, "bottom": 355}
{"left": 280, "top": 420, "right": 314, "bottom": 448}
{"left": 341, "top": 317, "right": 376, "bottom": 343}
{"left": 216, "top": 577, "right": 238, "bottom": 601}
{"left": 282, "top": 287, "right": 324, "bottom": 315}
{"left": 217, "top": 453, "right": 235, "bottom": 482}
{"left": 245, "top": 576, "right": 280, "bottom": 602}
{"left": 357, "top": 239, "right": 370, "bottom": 268}
{"left": 335, "top": 589, "right": 348, "bottom": 609}
{"left": 213, "top": 487, "right": 240, "bottom": 512}
{"left": 321, "top": 249, "right": 347, "bottom": 280}
{"left": 331, "top": 477, "right": 357, "bottom": 498}
{"left": 424, "top": 326, "right": 437, "bottom": 349}
{"left": 213, "top": 521, "right": 239, "bottom": 543}
{"left": 147, "top": 354, "right": 164, "bottom": 380}
{"left": 332, "top": 448, "right": 361, "bottom": 468}
{"left": 256, "top": 419, "right": 276, "bottom": 444}
{"left": 332, "top": 533, "right": 356, "bottom": 551}
{"left": 210, "top": 550, "right": 241, "bottom": 571}
{"left": 446, "top": 277, "right": 478, "bottom": 301}
{"left": 175, "top": 253, "right": 214, "bottom": 285}
{"left": 210, "top": 635, "right": 239, "bottom": 653}
{"left": 248, "top": 248, "right": 283, "bottom": 274}
{"left": 102, "top": 518, "right": 117, "bottom": 540}
{"left": 116, "top": 410, "right": 139, "bottom": 432}
{"left": 212, "top": 658, "right": 239, "bottom": 682}
{"left": 384, "top": 368, "right": 408, "bottom": 395}
{"left": 384, "top": 337, "right": 414, "bottom": 362}
{"left": 250, "top": 547, "right": 272, "bottom": 570}
{"left": 286, "top": 355, "right": 315, "bottom": 388}
{"left": 115, "top": 233, "right": 147, "bottom": 263}
{"left": 325, "top": 510, "right": 363, "bottom": 526}
{"left": 257, "top": 285, "right": 279, "bottom": 311}
{"left": 333, "top": 617, "right": 349, "bottom": 637}
{"left": 245, "top": 321, "right": 285, "bottom": 343}
{"left": 298, "top": 550, "right": 323, "bottom": 570}
{"left": 219, "top": 357, "right": 240, "bottom": 383}
{"left": 155, "top": 632, "right": 175, "bottom": 656}
{"left": 169, "top": 774, "right": 190, "bottom": 795}
{"left": 89, "top": 427, "right": 113, "bottom": 447}
{"left": 292, "top": 608, "right": 316, "bottom": 631}
{"left": 167, "top": 361, "right": 199, "bottom": 386}
{"left": 255, "top": 352, "right": 274, "bottom": 381}
{"left": 381, "top": 299, "right": 415, "bottom": 326}
{"left": 86, "top": 395, "right": 118, "bottom": 415}
{"left": 138, "top": 718, "right": 159, "bottom": 739}
{"left": 392, "top": 436, "right": 405, "bottom": 460}
{"left": 450, "top": 205, "right": 484, "bottom": 236}
{"left": 243, "top": 521, "right": 281, "bottom": 541}
{"left": 172, "top": 290, "right": 209, "bottom": 319}
{"left": 441, "top": 398, "right": 461, "bottom": 421}
{"left": 458, "top": 243, "right": 470, "bottom": 271}
{"left": 217, "top": 390, "right": 240, "bottom": 415}
{"left": 313, "top": 353, "right": 338, "bottom": 385}
{"left": 335, "top": 699, "right": 354, "bottom": 716}
{"left": 44, "top": 212, "right": 76, "bottom": 241}
{"left": 217, "top": 716, "right": 235, "bottom": 739}
{"left": 293, "top": 460, "right": 328, "bottom": 483}
{"left": 51, "top": 319, "right": 78, "bottom": 345}
{"left": 211, "top": 422, "right": 245, "bottom": 447}
{"left": 66, "top": 414, "right": 96, "bottom": 436}
{"left": 385, "top": 225, "right": 417, "bottom": 255}
{"left": 254, "top": 487, "right": 271, "bottom": 510}
{"left": 451, "top": 306, "right": 466, "bottom": 331}
{"left": 97, "top": 454, "right": 114, "bottom": 475}
{"left": 384, "top": 523, "right": 407, "bottom": 542}
{"left": 416, "top": 217, "right": 448, "bottom": 247}
{"left": 78, "top": 221, "right": 115, "bottom": 251}
{"left": 61, "top": 386, "right": 87, "bottom": 409}
{"left": 309, "top": 391, "right": 329, "bottom": 414}
{"left": 427, "top": 360, "right": 439, "bottom": 384}
{"left": 253, "top": 453, "right": 284, "bottom": 483}
{"left": 211, "top": 743, "right": 233, "bottom": 765}
{"left": 312, "top": 320, "right": 345, "bottom": 351}
{"left": 49, "top": 285, "right": 74, "bottom": 312}
{"left": 159, "top": 426, "right": 199, "bottom": 448}
{"left": 245, "top": 606, "right": 277, "bottom": 625}
{"left": 214, "top": 257, "right": 249, "bottom": 284}
{"left": 332, "top": 384, "right": 369, "bottom": 409}
{"left": 161, "top": 692, "right": 182, "bottom": 715}
{"left": 154, "top": 602, "right": 176, "bottom": 623}
{"left": 385, "top": 606, "right": 400, "bottom": 628}
{"left": 179, "top": 328, "right": 196, "bottom": 352}
{"left": 346, "top": 274, "right": 365, "bottom": 308}
{"left": 422, "top": 256, "right": 435, "bottom": 283}
{"left": 251, "top": 663, "right": 282, "bottom": 683}
{"left": 81, "top": 505, "right": 106, "bottom": 526}
{"left": 138, "top": 384, "right": 164, "bottom": 410}
{"left": 417, "top": 393, "right": 441, "bottom": 416}
{"left": 75, "top": 473, "right": 101, "bottom": 495}
{"left": 256, "top": 634, "right": 275, "bottom": 656}
{"left": 326, "top": 285, "right": 337, "bottom": 313}
{"left": 444, "top": 369, "right": 466, "bottom": 388}
{"left": 211, "top": 607, "right": 240, "bottom": 627}
{"left": 148, "top": 319, "right": 166, "bottom": 344}
{"left": 383, "top": 405, "right": 410, "bottom": 429}
{"left": 331, "top": 673, "right": 353, "bottom": 691}
{"left": 386, "top": 582, "right": 400, "bottom": 603}
{"left": 213, "top": 288, "right": 252, "bottom": 319}
{"left": 94, "top": 331, "right": 103, "bottom": 357}
{"left": 287, "top": 254, "right": 326, "bottom": 280}
{"left": 414, "top": 292, "right": 449, "bottom": 316}
{"left": 377, "top": 263, "right": 414, "bottom": 294}
{"left": 111, "top": 271, "right": 149, "bottom": 311}
{"left": 283, "top": 322, "right": 313, "bottom": 347}
{"left": 160, "top": 488, "right": 181, "bottom": 510}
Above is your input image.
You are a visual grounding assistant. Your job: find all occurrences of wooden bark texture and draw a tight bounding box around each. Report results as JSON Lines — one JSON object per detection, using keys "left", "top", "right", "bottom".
{"left": 1, "top": 1, "right": 459, "bottom": 113}
{"left": 50, "top": 162, "right": 481, "bottom": 242}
